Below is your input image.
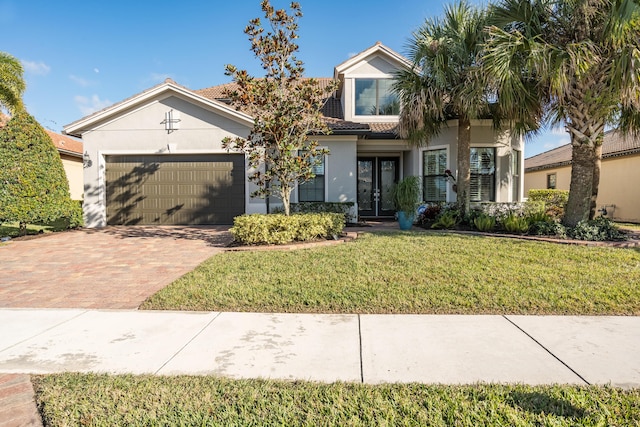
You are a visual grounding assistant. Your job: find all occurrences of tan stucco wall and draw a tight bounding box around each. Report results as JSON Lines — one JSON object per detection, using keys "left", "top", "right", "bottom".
{"left": 524, "top": 154, "right": 640, "bottom": 223}
{"left": 60, "top": 154, "right": 83, "bottom": 200}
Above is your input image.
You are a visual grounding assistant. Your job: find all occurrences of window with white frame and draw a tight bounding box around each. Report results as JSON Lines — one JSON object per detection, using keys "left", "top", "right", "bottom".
{"left": 354, "top": 79, "right": 399, "bottom": 116}
{"left": 423, "top": 149, "right": 448, "bottom": 202}
{"left": 512, "top": 149, "right": 521, "bottom": 201}
{"left": 298, "top": 153, "right": 325, "bottom": 202}
{"left": 470, "top": 147, "right": 495, "bottom": 202}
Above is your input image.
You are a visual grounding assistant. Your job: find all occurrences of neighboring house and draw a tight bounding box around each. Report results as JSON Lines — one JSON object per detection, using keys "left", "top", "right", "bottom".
{"left": 45, "top": 130, "right": 84, "bottom": 200}
{"left": 524, "top": 131, "right": 640, "bottom": 223}
{"left": 0, "top": 113, "right": 83, "bottom": 200}
{"left": 64, "top": 42, "right": 524, "bottom": 227}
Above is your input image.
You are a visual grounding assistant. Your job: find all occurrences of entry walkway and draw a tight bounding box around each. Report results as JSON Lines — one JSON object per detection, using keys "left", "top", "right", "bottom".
{"left": 1, "top": 309, "right": 638, "bottom": 388}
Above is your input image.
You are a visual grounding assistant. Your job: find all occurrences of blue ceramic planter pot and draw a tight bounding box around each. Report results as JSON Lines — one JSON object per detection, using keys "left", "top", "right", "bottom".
{"left": 397, "top": 211, "right": 415, "bottom": 230}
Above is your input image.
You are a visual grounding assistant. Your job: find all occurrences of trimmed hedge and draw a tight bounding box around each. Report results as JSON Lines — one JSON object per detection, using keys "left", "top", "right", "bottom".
{"left": 230, "top": 213, "right": 345, "bottom": 245}
{"left": 290, "top": 202, "right": 356, "bottom": 223}
{"left": 527, "top": 189, "right": 569, "bottom": 220}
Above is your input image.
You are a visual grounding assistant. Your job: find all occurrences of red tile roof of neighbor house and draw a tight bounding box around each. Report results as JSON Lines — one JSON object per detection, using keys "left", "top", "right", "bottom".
{"left": 524, "top": 130, "right": 640, "bottom": 171}
{"left": 0, "top": 113, "right": 83, "bottom": 157}
{"left": 45, "top": 130, "right": 83, "bottom": 157}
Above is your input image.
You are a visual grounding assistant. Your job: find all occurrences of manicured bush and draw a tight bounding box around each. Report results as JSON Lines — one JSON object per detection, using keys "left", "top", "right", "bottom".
{"left": 230, "top": 213, "right": 345, "bottom": 245}
{"left": 0, "top": 111, "right": 80, "bottom": 235}
{"left": 527, "top": 189, "right": 569, "bottom": 220}
{"left": 290, "top": 202, "right": 355, "bottom": 223}
{"left": 568, "top": 217, "right": 626, "bottom": 241}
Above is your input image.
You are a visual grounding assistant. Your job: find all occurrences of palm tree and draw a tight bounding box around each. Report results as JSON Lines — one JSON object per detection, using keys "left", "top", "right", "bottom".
{"left": 484, "top": 0, "right": 640, "bottom": 226}
{"left": 395, "top": 1, "right": 511, "bottom": 215}
{"left": 0, "top": 51, "right": 25, "bottom": 114}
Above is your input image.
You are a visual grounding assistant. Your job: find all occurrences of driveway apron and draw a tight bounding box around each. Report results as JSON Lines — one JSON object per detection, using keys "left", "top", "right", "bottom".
{"left": 0, "top": 226, "right": 231, "bottom": 309}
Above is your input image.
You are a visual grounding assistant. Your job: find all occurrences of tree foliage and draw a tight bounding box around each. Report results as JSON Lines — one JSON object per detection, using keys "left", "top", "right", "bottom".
{"left": 393, "top": 1, "right": 526, "bottom": 215}
{"left": 0, "top": 51, "right": 25, "bottom": 113}
{"left": 222, "top": 0, "right": 338, "bottom": 215}
{"left": 484, "top": 0, "right": 640, "bottom": 226}
{"left": 0, "top": 111, "right": 81, "bottom": 234}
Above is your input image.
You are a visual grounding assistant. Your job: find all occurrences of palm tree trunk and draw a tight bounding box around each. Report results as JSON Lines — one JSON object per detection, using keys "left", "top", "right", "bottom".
{"left": 589, "top": 142, "right": 603, "bottom": 220}
{"left": 457, "top": 116, "right": 471, "bottom": 216}
{"left": 564, "top": 142, "right": 595, "bottom": 227}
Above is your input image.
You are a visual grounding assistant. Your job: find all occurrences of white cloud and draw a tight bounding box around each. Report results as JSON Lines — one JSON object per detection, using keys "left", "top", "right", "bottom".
{"left": 74, "top": 94, "right": 112, "bottom": 116}
{"left": 69, "top": 75, "right": 92, "bottom": 87}
{"left": 94, "top": 68, "right": 100, "bottom": 74}
{"left": 22, "top": 60, "right": 51, "bottom": 75}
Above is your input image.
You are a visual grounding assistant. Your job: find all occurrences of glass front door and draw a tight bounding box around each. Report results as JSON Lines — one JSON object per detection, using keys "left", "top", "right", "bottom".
{"left": 357, "top": 157, "right": 399, "bottom": 217}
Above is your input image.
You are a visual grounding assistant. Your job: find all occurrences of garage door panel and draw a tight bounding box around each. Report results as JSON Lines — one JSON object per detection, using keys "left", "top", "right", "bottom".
{"left": 105, "top": 154, "right": 245, "bottom": 225}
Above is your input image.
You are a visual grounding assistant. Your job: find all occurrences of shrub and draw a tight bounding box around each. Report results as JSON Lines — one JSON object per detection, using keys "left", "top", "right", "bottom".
{"left": 230, "top": 213, "right": 345, "bottom": 245}
{"left": 417, "top": 203, "right": 444, "bottom": 225}
{"left": 0, "top": 111, "right": 80, "bottom": 235}
{"left": 527, "top": 189, "right": 569, "bottom": 220}
{"left": 473, "top": 214, "right": 496, "bottom": 232}
{"left": 529, "top": 220, "right": 567, "bottom": 238}
{"left": 476, "top": 202, "right": 526, "bottom": 224}
{"left": 502, "top": 213, "right": 530, "bottom": 234}
{"left": 290, "top": 202, "right": 355, "bottom": 223}
{"left": 431, "top": 211, "right": 458, "bottom": 229}
{"left": 568, "top": 217, "right": 627, "bottom": 241}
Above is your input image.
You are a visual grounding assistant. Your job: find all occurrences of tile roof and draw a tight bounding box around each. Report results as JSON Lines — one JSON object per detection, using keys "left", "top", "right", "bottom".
{"left": 525, "top": 130, "right": 640, "bottom": 171}
{"left": 195, "top": 79, "right": 400, "bottom": 138}
{"left": 45, "top": 130, "right": 83, "bottom": 157}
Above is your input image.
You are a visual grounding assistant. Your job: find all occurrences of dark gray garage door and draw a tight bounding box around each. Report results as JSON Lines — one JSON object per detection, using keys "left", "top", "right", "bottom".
{"left": 105, "top": 154, "right": 245, "bottom": 225}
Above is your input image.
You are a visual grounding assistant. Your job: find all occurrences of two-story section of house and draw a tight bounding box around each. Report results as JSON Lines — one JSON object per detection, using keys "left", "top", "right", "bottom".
{"left": 64, "top": 42, "right": 524, "bottom": 227}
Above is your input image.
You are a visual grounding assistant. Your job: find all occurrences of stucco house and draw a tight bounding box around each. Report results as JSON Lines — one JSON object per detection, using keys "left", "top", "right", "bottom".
{"left": 525, "top": 131, "right": 640, "bottom": 223}
{"left": 45, "top": 130, "right": 84, "bottom": 200}
{"left": 64, "top": 42, "right": 525, "bottom": 228}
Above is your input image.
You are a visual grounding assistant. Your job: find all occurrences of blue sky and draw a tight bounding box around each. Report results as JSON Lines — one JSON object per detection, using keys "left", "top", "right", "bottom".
{"left": 2, "top": 0, "right": 566, "bottom": 157}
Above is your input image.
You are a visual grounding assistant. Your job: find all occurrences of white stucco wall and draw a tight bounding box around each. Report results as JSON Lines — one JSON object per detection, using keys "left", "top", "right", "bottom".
{"left": 79, "top": 93, "right": 256, "bottom": 227}
{"left": 415, "top": 120, "right": 524, "bottom": 203}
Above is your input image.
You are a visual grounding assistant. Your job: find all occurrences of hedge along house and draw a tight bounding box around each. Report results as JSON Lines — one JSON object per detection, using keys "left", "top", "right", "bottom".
{"left": 525, "top": 131, "right": 640, "bottom": 223}
{"left": 64, "top": 43, "right": 525, "bottom": 228}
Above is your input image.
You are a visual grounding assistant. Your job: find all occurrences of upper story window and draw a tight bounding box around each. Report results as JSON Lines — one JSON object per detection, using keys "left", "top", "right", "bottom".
{"left": 354, "top": 79, "right": 399, "bottom": 116}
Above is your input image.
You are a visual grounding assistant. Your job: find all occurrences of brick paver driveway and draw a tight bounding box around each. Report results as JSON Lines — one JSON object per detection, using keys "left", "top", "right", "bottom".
{"left": 0, "top": 226, "right": 232, "bottom": 309}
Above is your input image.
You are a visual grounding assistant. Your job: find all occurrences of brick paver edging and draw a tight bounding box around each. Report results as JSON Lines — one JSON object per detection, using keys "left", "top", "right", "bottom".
{"left": 423, "top": 228, "right": 640, "bottom": 248}
{"left": 225, "top": 232, "right": 358, "bottom": 252}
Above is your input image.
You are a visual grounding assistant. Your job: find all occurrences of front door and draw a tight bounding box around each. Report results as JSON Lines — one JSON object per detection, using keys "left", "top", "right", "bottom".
{"left": 357, "top": 157, "right": 399, "bottom": 217}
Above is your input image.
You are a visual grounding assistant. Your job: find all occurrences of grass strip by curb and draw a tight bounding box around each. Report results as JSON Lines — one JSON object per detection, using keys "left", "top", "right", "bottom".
{"left": 33, "top": 374, "right": 640, "bottom": 426}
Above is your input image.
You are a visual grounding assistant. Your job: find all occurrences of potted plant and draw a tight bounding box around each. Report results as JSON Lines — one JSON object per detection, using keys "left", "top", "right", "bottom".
{"left": 391, "top": 175, "right": 422, "bottom": 230}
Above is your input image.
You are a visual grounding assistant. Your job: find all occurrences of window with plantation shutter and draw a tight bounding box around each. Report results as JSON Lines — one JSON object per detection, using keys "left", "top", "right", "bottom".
{"left": 470, "top": 148, "right": 495, "bottom": 202}
{"left": 423, "top": 149, "right": 447, "bottom": 202}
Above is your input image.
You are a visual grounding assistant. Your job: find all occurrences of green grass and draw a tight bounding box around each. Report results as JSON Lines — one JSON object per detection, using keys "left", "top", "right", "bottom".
{"left": 0, "top": 218, "right": 73, "bottom": 238}
{"left": 617, "top": 222, "right": 640, "bottom": 231}
{"left": 141, "top": 232, "right": 640, "bottom": 315}
{"left": 33, "top": 374, "right": 640, "bottom": 426}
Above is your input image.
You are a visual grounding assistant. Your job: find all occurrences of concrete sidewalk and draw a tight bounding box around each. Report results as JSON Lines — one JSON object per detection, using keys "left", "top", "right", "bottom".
{"left": 1, "top": 309, "right": 638, "bottom": 388}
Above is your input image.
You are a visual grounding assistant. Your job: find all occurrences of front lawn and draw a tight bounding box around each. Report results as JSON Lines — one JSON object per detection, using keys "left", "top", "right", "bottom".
{"left": 141, "top": 232, "right": 640, "bottom": 315}
{"left": 33, "top": 374, "right": 640, "bottom": 426}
